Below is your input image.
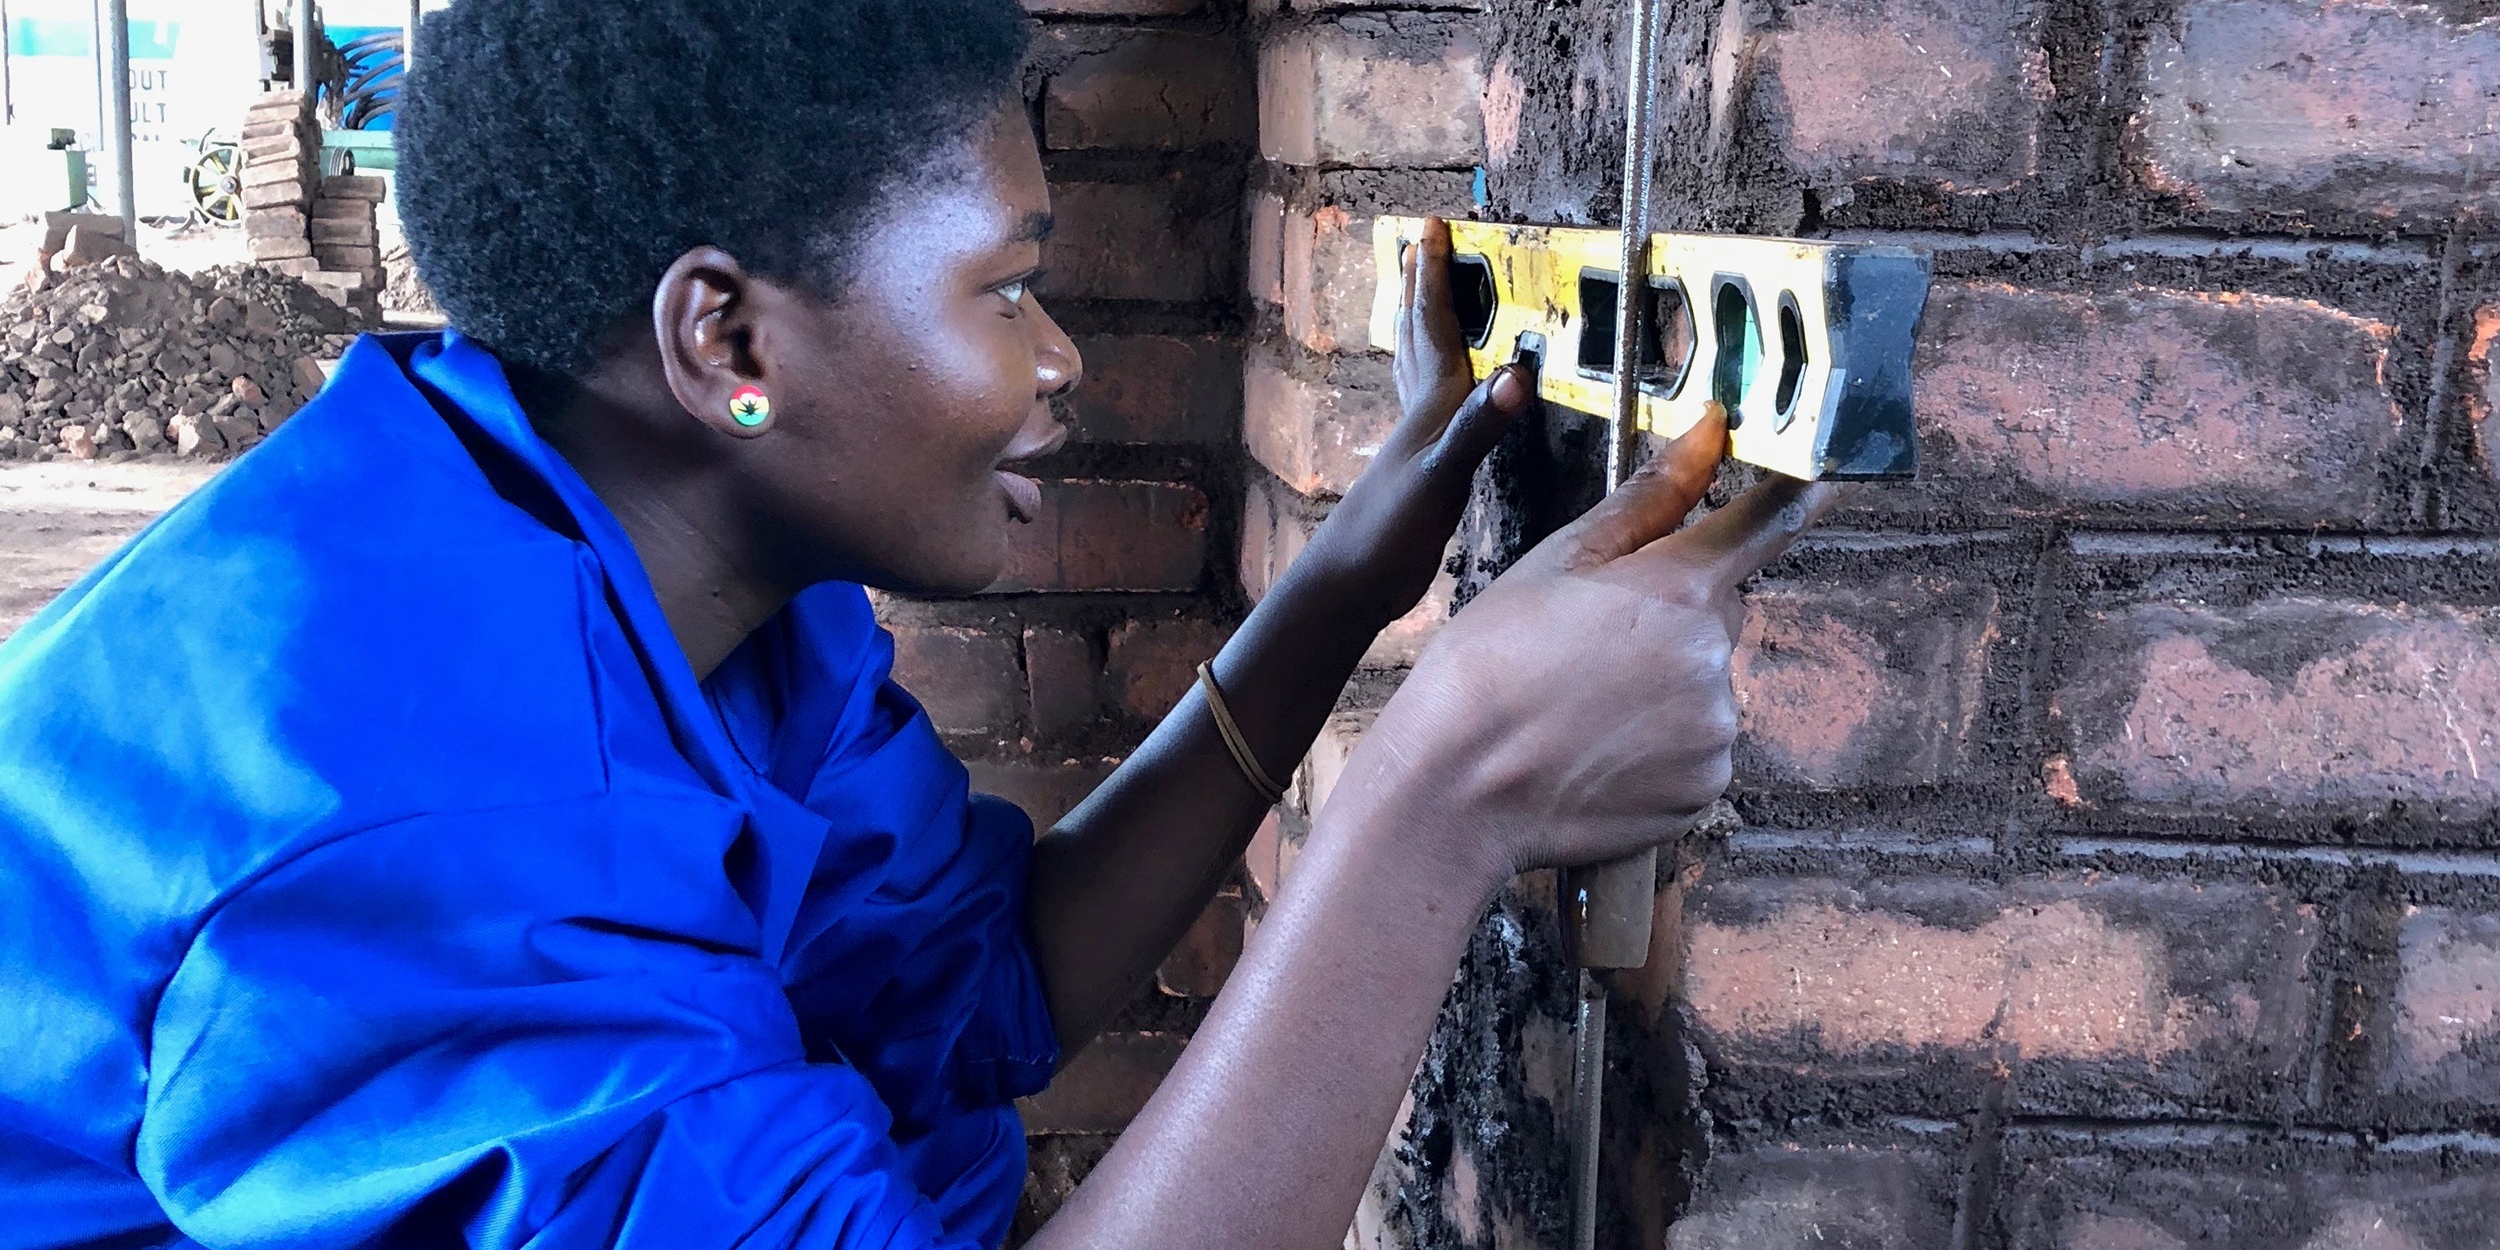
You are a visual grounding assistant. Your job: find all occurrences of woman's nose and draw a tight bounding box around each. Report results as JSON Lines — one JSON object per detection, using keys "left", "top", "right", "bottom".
{"left": 1033, "top": 303, "right": 1083, "bottom": 399}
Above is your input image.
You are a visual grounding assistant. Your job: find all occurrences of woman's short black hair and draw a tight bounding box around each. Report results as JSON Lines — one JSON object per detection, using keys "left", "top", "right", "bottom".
{"left": 398, "top": 0, "right": 1030, "bottom": 374}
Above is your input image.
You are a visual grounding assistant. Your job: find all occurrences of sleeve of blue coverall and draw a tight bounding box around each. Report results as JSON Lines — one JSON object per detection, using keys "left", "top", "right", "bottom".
{"left": 135, "top": 793, "right": 1036, "bottom": 1250}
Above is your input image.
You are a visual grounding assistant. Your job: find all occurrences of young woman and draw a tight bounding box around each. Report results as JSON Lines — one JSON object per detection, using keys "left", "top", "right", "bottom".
{"left": 0, "top": 1, "right": 1834, "bottom": 1246}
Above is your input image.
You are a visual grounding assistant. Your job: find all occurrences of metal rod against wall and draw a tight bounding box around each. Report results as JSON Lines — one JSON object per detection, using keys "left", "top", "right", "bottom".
{"left": 1605, "top": 0, "right": 1666, "bottom": 491}
{"left": 102, "top": 0, "right": 134, "bottom": 232}
{"left": 404, "top": 0, "right": 419, "bottom": 76}
{"left": 1568, "top": 0, "right": 1670, "bottom": 1247}
{"left": 293, "top": 0, "right": 313, "bottom": 94}
{"left": 1568, "top": 973, "right": 1609, "bottom": 1250}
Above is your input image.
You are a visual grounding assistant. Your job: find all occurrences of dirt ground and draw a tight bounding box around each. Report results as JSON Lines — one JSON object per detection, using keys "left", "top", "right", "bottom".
{"left": 0, "top": 214, "right": 409, "bottom": 639}
{"left": 0, "top": 460, "right": 219, "bottom": 639}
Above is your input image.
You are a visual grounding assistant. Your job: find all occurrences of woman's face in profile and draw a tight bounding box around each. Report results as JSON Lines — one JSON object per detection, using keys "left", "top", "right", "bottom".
{"left": 741, "top": 104, "right": 1082, "bottom": 597}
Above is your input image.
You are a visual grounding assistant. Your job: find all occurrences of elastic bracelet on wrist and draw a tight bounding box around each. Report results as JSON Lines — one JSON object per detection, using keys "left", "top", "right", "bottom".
{"left": 1196, "top": 660, "right": 1289, "bottom": 806}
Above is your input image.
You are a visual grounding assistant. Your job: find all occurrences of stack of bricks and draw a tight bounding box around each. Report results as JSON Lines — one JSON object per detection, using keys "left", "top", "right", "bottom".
{"left": 872, "top": 1, "right": 1254, "bottom": 1238}
{"left": 238, "top": 92, "right": 321, "bottom": 270}
{"left": 305, "top": 175, "right": 387, "bottom": 325}
{"left": 236, "top": 91, "right": 384, "bottom": 326}
{"left": 1220, "top": 0, "right": 2500, "bottom": 1248}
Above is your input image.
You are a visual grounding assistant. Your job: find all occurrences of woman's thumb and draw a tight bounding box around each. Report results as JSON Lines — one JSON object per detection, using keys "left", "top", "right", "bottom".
{"left": 1546, "top": 403, "right": 1726, "bottom": 566}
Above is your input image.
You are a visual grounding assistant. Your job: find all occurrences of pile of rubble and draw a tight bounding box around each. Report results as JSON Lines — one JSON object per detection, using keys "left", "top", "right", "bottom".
{"left": 0, "top": 254, "right": 358, "bottom": 462}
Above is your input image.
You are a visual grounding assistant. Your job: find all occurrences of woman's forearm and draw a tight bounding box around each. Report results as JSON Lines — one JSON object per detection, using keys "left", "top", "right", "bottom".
{"left": 1026, "top": 778, "right": 1503, "bottom": 1250}
{"left": 1024, "top": 549, "right": 1392, "bottom": 1052}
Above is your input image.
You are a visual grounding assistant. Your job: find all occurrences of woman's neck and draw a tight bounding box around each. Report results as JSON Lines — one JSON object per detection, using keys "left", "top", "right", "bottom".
{"left": 514, "top": 362, "right": 794, "bottom": 681}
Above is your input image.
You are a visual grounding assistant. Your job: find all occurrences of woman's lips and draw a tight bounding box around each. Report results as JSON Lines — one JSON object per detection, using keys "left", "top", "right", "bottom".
{"left": 998, "top": 471, "right": 1044, "bottom": 524}
{"left": 1001, "top": 420, "right": 1070, "bottom": 464}
{"left": 996, "top": 418, "right": 1068, "bottom": 526}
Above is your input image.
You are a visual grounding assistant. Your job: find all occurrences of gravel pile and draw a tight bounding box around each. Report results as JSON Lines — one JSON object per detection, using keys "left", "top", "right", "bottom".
{"left": 0, "top": 256, "right": 360, "bottom": 462}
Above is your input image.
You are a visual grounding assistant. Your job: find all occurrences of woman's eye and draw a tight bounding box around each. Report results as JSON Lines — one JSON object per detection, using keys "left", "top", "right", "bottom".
{"left": 996, "top": 280, "right": 1028, "bottom": 308}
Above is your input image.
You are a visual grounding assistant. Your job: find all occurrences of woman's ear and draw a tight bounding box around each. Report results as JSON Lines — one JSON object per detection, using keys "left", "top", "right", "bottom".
{"left": 653, "top": 246, "right": 775, "bottom": 438}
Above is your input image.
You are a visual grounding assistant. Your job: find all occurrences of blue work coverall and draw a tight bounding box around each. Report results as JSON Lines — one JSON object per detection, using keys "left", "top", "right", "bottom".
{"left": 0, "top": 332, "right": 1058, "bottom": 1248}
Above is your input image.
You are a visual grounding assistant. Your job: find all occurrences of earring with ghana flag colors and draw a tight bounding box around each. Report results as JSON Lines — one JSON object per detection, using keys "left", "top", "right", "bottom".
{"left": 728, "top": 385, "right": 772, "bottom": 428}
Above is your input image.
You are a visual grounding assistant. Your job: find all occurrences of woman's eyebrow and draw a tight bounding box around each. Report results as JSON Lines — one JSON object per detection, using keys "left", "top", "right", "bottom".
{"left": 1013, "top": 211, "right": 1056, "bottom": 244}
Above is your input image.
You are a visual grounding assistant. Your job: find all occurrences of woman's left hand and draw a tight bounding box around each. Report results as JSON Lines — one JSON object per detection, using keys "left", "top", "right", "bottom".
{"left": 1295, "top": 217, "right": 1533, "bottom": 630}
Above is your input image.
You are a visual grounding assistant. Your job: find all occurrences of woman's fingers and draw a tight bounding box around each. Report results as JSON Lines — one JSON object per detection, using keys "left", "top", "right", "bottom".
{"left": 1409, "top": 218, "right": 1460, "bottom": 359}
{"left": 1396, "top": 243, "right": 1418, "bottom": 359}
{"left": 1421, "top": 365, "right": 1533, "bottom": 480}
{"left": 1636, "top": 473, "right": 1847, "bottom": 593}
{"left": 1387, "top": 219, "right": 1486, "bottom": 459}
{"left": 1537, "top": 404, "right": 1727, "bottom": 570}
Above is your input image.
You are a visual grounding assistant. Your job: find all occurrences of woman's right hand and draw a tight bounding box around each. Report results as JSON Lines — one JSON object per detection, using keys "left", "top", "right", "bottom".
{"left": 1323, "top": 407, "right": 1840, "bottom": 884}
{"left": 1027, "top": 411, "right": 1837, "bottom": 1250}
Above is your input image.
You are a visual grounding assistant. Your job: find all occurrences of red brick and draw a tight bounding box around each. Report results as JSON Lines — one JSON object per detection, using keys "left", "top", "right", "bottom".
{"left": 248, "top": 236, "right": 313, "bottom": 262}
{"left": 968, "top": 755, "right": 1116, "bottom": 828}
{"left": 35, "top": 212, "right": 122, "bottom": 256}
{"left": 319, "top": 175, "right": 387, "bottom": 202}
{"left": 1247, "top": 191, "right": 1287, "bottom": 307}
{"left": 1155, "top": 890, "right": 1247, "bottom": 996}
{"left": 1238, "top": 470, "right": 1313, "bottom": 603}
{"left": 1906, "top": 282, "right": 2403, "bottom": 526}
{"left": 1245, "top": 810, "right": 1284, "bottom": 904}
{"left": 1063, "top": 335, "right": 1240, "bottom": 445}
{"left": 2137, "top": 0, "right": 2500, "bottom": 225}
{"left": 1023, "top": 0, "right": 1198, "bottom": 13}
{"left": 1258, "top": 17, "right": 1485, "bottom": 167}
{"left": 1040, "top": 181, "right": 1235, "bottom": 303}
{"left": 308, "top": 216, "right": 377, "bottom": 247}
{"left": 1016, "top": 1031, "right": 1186, "bottom": 1132}
{"left": 2053, "top": 598, "right": 2500, "bottom": 815}
{"left": 1243, "top": 350, "right": 1398, "bottom": 498}
{"left": 1669, "top": 1124, "right": 1959, "bottom": 1250}
{"left": 1105, "top": 616, "right": 1234, "bottom": 719}
{"left": 244, "top": 207, "right": 306, "bottom": 241}
{"left": 1997, "top": 1128, "right": 2500, "bottom": 1250}
{"left": 2468, "top": 304, "right": 2499, "bottom": 482}
{"left": 1239, "top": 470, "right": 1451, "bottom": 667}
{"left": 240, "top": 181, "right": 308, "bottom": 212}
{"left": 1292, "top": 698, "right": 1381, "bottom": 821}
{"left": 240, "top": 158, "right": 307, "bottom": 191}
{"left": 1283, "top": 204, "right": 1376, "bottom": 354}
{"left": 1684, "top": 869, "right": 2319, "bottom": 1118}
{"left": 2389, "top": 905, "right": 2500, "bottom": 1106}
{"left": 314, "top": 244, "right": 380, "bottom": 271}
{"left": 887, "top": 624, "right": 1023, "bottom": 734}
{"left": 989, "top": 480, "right": 1209, "bottom": 593}
{"left": 1758, "top": 0, "right": 2045, "bottom": 191}
{"left": 1358, "top": 560, "right": 1453, "bottom": 669}
{"left": 1043, "top": 32, "right": 1248, "bottom": 151}
{"left": 1732, "top": 570, "right": 2000, "bottom": 789}
{"left": 1023, "top": 625, "right": 1100, "bottom": 738}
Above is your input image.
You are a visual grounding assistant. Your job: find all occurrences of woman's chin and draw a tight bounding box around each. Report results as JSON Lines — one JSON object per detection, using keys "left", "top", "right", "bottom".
{"left": 871, "top": 532, "right": 1014, "bottom": 598}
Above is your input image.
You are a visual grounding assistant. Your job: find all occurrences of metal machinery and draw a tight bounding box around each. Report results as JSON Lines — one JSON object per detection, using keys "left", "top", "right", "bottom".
{"left": 0, "top": 1, "right": 267, "bottom": 223}
{"left": 181, "top": 129, "right": 245, "bottom": 224}
{"left": 0, "top": 1, "right": 419, "bottom": 225}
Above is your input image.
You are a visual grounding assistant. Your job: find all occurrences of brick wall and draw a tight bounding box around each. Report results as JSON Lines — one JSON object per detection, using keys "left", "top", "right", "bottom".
{"left": 972, "top": 0, "right": 2500, "bottom": 1244}
{"left": 1222, "top": 0, "right": 2500, "bottom": 1247}
{"left": 880, "top": 1, "right": 1255, "bottom": 1233}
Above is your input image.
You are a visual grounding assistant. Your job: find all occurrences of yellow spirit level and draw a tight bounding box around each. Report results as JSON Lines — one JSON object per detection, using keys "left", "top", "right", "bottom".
{"left": 1367, "top": 218, "right": 1931, "bottom": 481}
